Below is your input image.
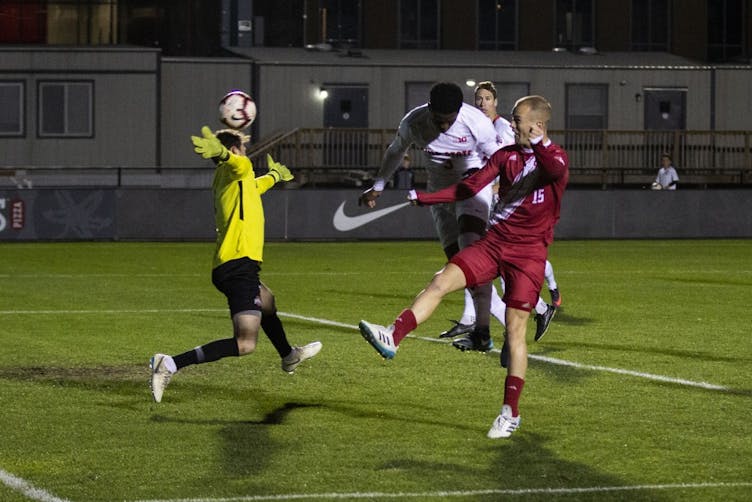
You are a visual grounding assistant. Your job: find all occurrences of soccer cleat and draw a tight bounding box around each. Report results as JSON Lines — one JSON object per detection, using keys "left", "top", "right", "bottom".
{"left": 487, "top": 404, "right": 521, "bottom": 439}
{"left": 150, "top": 353, "right": 174, "bottom": 403}
{"left": 549, "top": 288, "right": 562, "bottom": 308}
{"left": 359, "top": 320, "right": 398, "bottom": 359}
{"left": 282, "top": 341, "right": 323, "bottom": 374}
{"left": 534, "top": 304, "right": 557, "bottom": 342}
{"left": 500, "top": 337, "right": 509, "bottom": 368}
{"left": 439, "top": 320, "right": 475, "bottom": 338}
{"left": 452, "top": 329, "right": 494, "bottom": 352}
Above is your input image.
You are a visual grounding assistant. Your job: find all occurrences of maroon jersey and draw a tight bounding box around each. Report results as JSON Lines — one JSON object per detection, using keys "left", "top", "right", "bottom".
{"left": 415, "top": 139, "right": 569, "bottom": 245}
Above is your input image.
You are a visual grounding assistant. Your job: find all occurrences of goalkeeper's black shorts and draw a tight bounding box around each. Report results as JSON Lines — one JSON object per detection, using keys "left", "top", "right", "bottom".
{"left": 211, "top": 257, "right": 261, "bottom": 317}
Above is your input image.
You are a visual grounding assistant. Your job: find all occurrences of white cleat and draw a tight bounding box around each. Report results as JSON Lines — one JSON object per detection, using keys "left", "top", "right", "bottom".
{"left": 358, "top": 320, "right": 397, "bottom": 359}
{"left": 282, "top": 341, "right": 322, "bottom": 374}
{"left": 150, "top": 353, "right": 174, "bottom": 403}
{"left": 487, "top": 405, "right": 521, "bottom": 439}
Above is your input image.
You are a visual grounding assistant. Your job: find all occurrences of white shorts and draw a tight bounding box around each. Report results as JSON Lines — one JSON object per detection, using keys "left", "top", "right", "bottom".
{"left": 429, "top": 183, "right": 494, "bottom": 250}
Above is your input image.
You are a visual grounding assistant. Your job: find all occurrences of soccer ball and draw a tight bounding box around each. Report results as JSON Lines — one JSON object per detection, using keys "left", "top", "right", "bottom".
{"left": 218, "top": 90, "right": 257, "bottom": 130}
{"left": 651, "top": 182, "right": 663, "bottom": 190}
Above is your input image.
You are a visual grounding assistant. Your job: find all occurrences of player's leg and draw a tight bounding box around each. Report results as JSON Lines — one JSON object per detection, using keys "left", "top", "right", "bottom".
{"left": 431, "top": 204, "right": 476, "bottom": 338}
{"left": 488, "top": 247, "right": 544, "bottom": 438}
{"left": 545, "top": 260, "right": 561, "bottom": 307}
{"left": 359, "top": 262, "right": 467, "bottom": 359}
{"left": 259, "top": 282, "right": 321, "bottom": 373}
{"left": 150, "top": 258, "right": 258, "bottom": 402}
{"left": 452, "top": 185, "right": 497, "bottom": 351}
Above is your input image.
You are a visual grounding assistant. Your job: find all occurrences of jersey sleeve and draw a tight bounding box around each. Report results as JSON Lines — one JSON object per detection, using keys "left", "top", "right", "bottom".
{"left": 220, "top": 152, "right": 253, "bottom": 180}
{"left": 254, "top": 172, "right": 276, "bottom": 194}
{"left": 416, "top": 155, "right": 504, "bottom": 205}
{"left": 532, "top": 140, "right": 569, "bottom": 182}
{"left": 374, "top": 119, "right": 412, "bottom": 186}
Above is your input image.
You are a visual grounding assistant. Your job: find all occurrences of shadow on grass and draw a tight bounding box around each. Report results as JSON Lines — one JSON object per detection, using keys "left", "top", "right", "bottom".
{"left": 364, "top": 433, "right": 672, "bottom": 501}
{"left": 537, "top": 339, "right": 749, "bottom": 364}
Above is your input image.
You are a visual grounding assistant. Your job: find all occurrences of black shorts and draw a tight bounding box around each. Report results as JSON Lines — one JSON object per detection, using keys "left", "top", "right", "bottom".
{"left": 211, "top": 257, "right": 262, "bottom": 317}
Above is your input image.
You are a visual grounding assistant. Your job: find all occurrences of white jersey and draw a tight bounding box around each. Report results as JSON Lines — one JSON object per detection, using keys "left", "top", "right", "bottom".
{"left": 492, "top": 115, "right": 516, "bottom": 148}
{"left": 376, "top": 103, "right": 501, "bottom": 191}
{"left": 655, "top": 166, "right": 679, "bottom": 190}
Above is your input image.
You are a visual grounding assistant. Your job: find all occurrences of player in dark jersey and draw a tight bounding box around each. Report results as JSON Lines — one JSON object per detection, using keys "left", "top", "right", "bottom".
{"left": 149, "top": 127, "right": 321, "bottom": 403}
{"left": 358, "top": 96, "right": 568, "bottom": 439}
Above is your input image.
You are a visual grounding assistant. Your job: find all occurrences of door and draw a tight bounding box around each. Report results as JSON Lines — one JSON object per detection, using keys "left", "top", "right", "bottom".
{"left": 643, "top": 88, "right": 687, "bottom": 167}
{"left": 323, "top": 85, "right": 368, "bottom": 167}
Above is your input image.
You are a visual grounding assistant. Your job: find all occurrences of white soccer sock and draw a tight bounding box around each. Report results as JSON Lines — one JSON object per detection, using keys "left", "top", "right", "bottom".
{"left": 535, "top": 297, "right": 548, "bottom": 315}
{"left": 460, "top": 288, "right": 476, "bottom": 325}
{"left": 490, "top": 284, "right": 506, "bottom": 326}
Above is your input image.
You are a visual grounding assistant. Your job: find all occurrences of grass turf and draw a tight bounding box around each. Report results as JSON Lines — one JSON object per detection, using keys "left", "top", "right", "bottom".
{"left": 0, "top": 240, "right": 750, "bottom": 501}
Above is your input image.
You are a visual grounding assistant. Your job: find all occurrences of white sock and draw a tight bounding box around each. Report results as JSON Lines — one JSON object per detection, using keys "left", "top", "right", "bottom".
{"left": 460, "top": 288, "right": 476, "bottom": 325}
{"left": 490, "top": 284, "right": 506, "bottom": 326}
{"left": 545, "top": 260, "right": 557, "bottom": 290}
{"left": 535, "top": 297, "right": 548, "bottom": 315}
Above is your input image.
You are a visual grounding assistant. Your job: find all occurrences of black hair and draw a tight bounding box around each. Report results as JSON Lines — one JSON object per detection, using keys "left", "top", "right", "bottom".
{"left": 428, "top": 82, "right": 463, "bottom": 114}
{"left": 215, "top": 129, "right": 247, "bottom": 150}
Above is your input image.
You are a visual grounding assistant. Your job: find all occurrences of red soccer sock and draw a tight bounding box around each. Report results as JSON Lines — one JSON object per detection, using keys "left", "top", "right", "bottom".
{"left": 392, "top": 309, "right": 417, "bottom": 345}
{"left": 503, "top": 375, "right": 525, "bottom": 417}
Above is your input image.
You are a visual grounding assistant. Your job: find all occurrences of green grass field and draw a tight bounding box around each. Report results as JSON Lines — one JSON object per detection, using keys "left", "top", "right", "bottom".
{"left": 1, "top": 240, "right": 750, "bottom": 502}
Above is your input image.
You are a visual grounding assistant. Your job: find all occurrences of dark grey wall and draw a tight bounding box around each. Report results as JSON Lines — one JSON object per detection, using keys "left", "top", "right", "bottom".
{"left": 1, "top": 188, "right": 750, "bottom": 241}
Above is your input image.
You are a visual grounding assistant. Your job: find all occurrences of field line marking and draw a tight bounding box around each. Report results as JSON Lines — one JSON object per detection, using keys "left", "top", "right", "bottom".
{"left": 131, "top": 482, "right": 752, "bottom": 501}
{"left": 0, "top": 308, "right": 731, "bottom": 391}
{"left": 0, "top": 468, "right": 71, "bottom": 502}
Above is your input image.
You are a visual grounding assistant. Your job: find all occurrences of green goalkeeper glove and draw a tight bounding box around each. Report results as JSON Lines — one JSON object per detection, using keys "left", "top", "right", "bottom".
{"left": 191, "top": 126, "right": 229, "bottom": 161}
{"left": 266, "top": 154, "right": 294, "bottom": 182}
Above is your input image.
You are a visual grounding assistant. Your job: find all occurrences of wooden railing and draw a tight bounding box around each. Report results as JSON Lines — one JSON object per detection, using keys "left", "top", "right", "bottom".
{"left": 248, "top": 128, "right": 752, "bottom": 188}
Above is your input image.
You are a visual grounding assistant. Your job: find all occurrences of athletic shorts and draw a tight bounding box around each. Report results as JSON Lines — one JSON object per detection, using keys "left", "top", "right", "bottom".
{"left": 429, "top": 183, "right": 494, "bottom": 250}
{"left": 211, "top": 257, "right": 262, "bottom": 317}
{"left": 449, "top": 233, "right": 547, "bottom": 312}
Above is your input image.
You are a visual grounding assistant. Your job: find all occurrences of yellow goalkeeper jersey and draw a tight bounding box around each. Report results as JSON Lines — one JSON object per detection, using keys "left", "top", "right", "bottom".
{"left": 212, "top": 152, "right": 277, "bottom": 269}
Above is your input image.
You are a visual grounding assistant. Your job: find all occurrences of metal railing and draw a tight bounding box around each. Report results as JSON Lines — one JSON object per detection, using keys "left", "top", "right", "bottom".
{"left": 2, "top": 129, "right": 750, "bottom": 189}
{"left": 249, "top": 128, "right": 752, "bottom": 188}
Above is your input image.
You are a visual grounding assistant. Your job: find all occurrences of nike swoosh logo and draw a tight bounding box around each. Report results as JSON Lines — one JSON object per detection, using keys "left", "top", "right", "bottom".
{"left": 333, "top": 201, "right": 410, "bottom": 231}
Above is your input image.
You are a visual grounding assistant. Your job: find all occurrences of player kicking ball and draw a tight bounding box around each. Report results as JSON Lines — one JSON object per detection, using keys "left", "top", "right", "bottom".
{"left": 359, "top": 96, "right": 568, "bottom": 439}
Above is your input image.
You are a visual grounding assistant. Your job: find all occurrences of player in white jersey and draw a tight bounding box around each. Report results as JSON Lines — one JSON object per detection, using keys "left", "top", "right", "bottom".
{"left": 474, "top": 81, "right": 559, "bottom": 346}
{"left": 359, "top": 82, "right": 503, "bottom": 352}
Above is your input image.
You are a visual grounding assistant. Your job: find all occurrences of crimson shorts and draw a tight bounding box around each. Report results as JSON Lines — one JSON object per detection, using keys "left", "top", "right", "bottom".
{"left": 211, "top": 257, "right": 263, "bottom": 316}
{"left": 449, "top": 232, "right": 547, "bottom": 312}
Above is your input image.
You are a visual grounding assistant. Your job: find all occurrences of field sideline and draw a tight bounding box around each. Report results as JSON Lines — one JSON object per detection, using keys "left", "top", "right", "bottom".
{"left": 1, "top": 240, "right": 750, "bottom": 501}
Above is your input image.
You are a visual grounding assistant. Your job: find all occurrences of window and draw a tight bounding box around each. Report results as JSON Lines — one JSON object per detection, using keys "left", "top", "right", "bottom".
{"left": 555, "top": 0, "right": 594, "bottom": 49}
{"left": 0, "top": 82, "right": 24, "bottom": 136}
{"left": 566, "top": 83, "right": 608, "bottom": 129}
{"left": 320, "top": 0, "right": 361, "bottom": 46}
{"left": 708, "top": 0, "right": 745, "bottom": 62}
{"left": 494, "top": 82, "right": 530, "bottom": 120}
{"left": 478, "top": 0, "right": 517, "bottom": 50}
{"left": 400, "top": 0, "right": 439, "bottom": 49}
{"left": 38, "top": 81, "right": 93, "bottom": 137}
{"left": 631, "top": 0, "right": 670, "bottom": 51}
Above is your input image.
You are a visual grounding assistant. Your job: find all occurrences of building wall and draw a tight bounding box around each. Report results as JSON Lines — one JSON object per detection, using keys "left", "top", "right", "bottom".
{"left": 159, "top": 57, "right": 254, "bottom": 168}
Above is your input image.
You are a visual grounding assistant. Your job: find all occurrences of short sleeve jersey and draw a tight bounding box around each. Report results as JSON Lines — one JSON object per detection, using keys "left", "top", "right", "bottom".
{"left": 384, "top": 103, "right": 501, "bottom": 189}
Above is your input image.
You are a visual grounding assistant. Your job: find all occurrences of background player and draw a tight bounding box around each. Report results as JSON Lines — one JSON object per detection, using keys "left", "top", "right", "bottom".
{"left": 359, "top": 82, "right": 504, "bottom": 353}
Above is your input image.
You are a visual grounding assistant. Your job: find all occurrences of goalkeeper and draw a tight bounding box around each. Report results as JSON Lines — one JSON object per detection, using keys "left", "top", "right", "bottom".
{"left": 149, "top": 127, "right": 322, "bottom": 403}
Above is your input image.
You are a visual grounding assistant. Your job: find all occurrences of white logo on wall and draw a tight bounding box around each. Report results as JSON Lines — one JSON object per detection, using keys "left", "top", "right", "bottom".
{"left": 332, "top": 201, "right": 410, "bottom": 231}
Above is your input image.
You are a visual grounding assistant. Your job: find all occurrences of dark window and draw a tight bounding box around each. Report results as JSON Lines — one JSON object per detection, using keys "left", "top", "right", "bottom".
{"left": 38, "top": 81, "right": 93, "bottom": 137}
{"left": 566, "top": 83, "right": 608, "bottom": 129}
{"left": 320, "top": 0, "right": 360, "bottom": 47}
{"left": 708, "top": 0, "right": 745, "bottom": 61}
{"left": 478, "top": 0, "right": 517, "bottom": 50}
{"left": 555, "top": 0, "right": 594, "bottom": 49}
{"left": 400, "top": 0, "right": 439, "bottom": 49}
{"left": 631, "top": 0, "right": 670, "bottom": 51}
{"left": 0, "top": 82, "right": 24, "bottom": 136}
